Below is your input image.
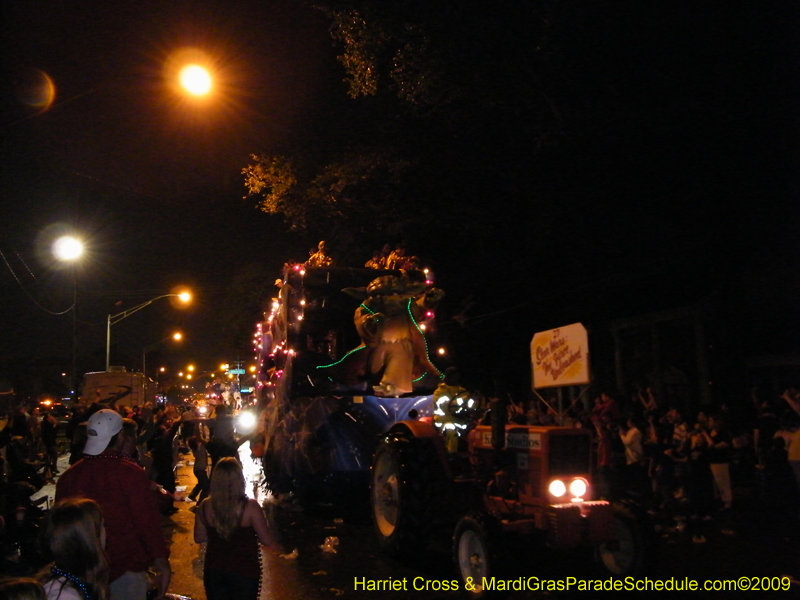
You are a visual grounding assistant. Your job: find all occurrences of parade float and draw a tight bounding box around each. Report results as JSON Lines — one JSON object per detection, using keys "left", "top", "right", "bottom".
{"left": 251, "top": 261, "right": 446, "bottom": 506}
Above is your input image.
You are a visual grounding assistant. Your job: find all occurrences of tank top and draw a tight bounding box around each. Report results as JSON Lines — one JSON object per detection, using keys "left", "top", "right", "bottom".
{"left": 201, "top": 503, "right": 261, "bottom": 580}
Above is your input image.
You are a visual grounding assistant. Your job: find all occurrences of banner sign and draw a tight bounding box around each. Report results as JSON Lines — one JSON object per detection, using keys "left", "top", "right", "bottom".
{"left": 530, "top": 323, "right": 590, "bottom": 389}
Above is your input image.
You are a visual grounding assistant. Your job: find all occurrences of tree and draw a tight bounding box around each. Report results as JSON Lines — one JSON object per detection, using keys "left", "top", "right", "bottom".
{"left": 243, "top": 149, "right": 425, "bottom": 259}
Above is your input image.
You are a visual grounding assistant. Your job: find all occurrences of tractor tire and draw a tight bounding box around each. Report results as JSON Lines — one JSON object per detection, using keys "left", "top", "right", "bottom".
{"left": 453, "top": 512, "right": 507, "bottom": 599}
{"left": 371, "top": 429, "right": 438, "bottom": 556}
{"left": 595, "top": 505, "right": 646, "bottom": 577}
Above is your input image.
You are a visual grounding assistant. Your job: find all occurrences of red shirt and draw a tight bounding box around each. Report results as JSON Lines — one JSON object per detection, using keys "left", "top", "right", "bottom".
{"left": 56, "top": 451, "right": 169, "bottom": 583}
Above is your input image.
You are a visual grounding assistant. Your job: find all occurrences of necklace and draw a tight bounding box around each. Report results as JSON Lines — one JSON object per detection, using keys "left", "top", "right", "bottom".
{"left": 51, "top": 566, "right": 93, "bottom": 600}
{"left": 82, "top": 450, "right": 131, "bottom": 461}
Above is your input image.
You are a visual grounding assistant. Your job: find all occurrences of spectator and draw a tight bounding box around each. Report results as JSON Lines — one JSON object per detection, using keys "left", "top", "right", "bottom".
{"left": 40, "top": 412, "right": 58, "bottom": 483}
{"left": 782, "top": 388, "right": 800, "bottom": 417}
{"left": 774, "top": 411, "right": 800, "bottom": 500}
{"left": 661, "top": 408, "right": 691, "bottom": 499}
{"left": 193, "top": 457, "right": 271, "bottom": 600}
{"left": 686, "top": 420, "right": 714, "bottom": 541}
{"left": 6, "top": 438, "right": 44, "bottom": 490}
{"left": 203, "top": 405, "right": 239, "bottom": 469}
{"left": 37, "top": 497, "right": 109, "bottom": 600}
{"left": 704, "top": 414, "right": 733, "bottom": 510}
{"left": 642, "top": 412, "right": 662, "bottom": 495}
{"left": 619, "top": 416, "right": 650, "bottom": 501}
{"left": 636, "top": 387, "right": 659, "bottom": 413}
{"left": 591, "top": 416, "right": 615, "bottom": 499}
{"left": 187, "top": 437, "right": 210, "bottom": 503}
{"left": 754, "top": 400, "right": 780, "bottom": 466}
{"left": 149, "top": 418, "right": 180, "bottom": 514}
{"left": 592, "top": 392, "right": 620, "bottom": 425}
{"left": 26, "top": 409, "right": 42, "bottom": 462}
{"left": 118, "top": 419, "right": 141, "bottom": 466}
{"left": 56, "top": 409, "right": 170, "bottom": 600}
{"left": 10, "top": 407, "right": 29, "bottom": 439}
{"left": 0, "top": 578, "right": 46, "bottom": 600}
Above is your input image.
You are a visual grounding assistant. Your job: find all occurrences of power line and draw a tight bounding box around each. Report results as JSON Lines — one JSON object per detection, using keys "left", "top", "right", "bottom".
{"left": 0, "top": 248, "right": 73, "bottom": 315}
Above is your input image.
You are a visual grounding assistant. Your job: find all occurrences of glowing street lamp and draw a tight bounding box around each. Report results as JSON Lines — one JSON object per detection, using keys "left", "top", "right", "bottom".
{"left": 179, "top": 65, "right": 212, "bottom": 96}
{"left": 52, "top": 235, "right": 84, "bottom": 393}
{"left": 106, "top": 291, "right": 191, "bottom": 371}
{"left": 52, "top": 236, "right": 84, "bottom": 262}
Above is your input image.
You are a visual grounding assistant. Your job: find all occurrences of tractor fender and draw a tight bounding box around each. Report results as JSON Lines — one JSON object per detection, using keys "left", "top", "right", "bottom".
{"left": 390, "top": 419, "right": 440, "bottom": 438}
{"left": 385, "top": 420, "right": 452, "bottom": 479}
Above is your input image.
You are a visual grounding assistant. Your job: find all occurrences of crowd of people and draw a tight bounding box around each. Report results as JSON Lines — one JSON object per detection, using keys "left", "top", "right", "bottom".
{"left": 0, "top": 381, "right": 798, "bottom": 597}
{"left": 503, "top": 385, "right": 800, "bottom": 542}
{"left": 0, "top": 400, "right": 272, "bottom": 600}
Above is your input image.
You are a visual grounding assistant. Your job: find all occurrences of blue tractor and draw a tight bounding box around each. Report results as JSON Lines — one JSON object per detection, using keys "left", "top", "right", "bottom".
{"left": 253, "top": 264, "right": 445, "bottom": 506}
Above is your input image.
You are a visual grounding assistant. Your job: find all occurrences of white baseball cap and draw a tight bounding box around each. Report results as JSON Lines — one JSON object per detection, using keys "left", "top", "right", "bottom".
{"left": 84, "top": 409, "right": 123, "bottom": 455}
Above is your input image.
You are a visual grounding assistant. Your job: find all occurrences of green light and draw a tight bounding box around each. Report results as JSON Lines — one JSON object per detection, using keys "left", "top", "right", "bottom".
{"left": 316, "top": 344, "right": 366, "bottom": 369}
{"left": 360, "top": 303, "right": 375, "bottom": 315}
{"left": 407, "top": 298, "right": 441, "bottom": 378}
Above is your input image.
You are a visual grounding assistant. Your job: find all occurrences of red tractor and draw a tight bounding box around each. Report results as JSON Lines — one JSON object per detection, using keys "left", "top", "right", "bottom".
{"left": 371, "top": 408, "right": 647, "bottom": 596}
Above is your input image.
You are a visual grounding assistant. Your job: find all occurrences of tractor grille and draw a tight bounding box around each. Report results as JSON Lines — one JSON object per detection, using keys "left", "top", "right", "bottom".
{"left": 548, "top": 433, "right": 591, "bottom": 476}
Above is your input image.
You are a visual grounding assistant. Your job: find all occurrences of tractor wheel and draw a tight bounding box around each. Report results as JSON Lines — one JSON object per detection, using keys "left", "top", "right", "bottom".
{"left": 595, "top": 505, "right": 646, "bottom": 576}
{"left": 371, "top": 429, "right": 437, "bottom": 556}
{"left": 453, "top": 512, "right": 506, "bottom": 599}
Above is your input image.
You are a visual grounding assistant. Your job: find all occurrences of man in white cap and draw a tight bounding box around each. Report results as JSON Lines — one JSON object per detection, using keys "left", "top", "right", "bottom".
{"left": 56, "top": 409, "right": 171, "bottom": 600}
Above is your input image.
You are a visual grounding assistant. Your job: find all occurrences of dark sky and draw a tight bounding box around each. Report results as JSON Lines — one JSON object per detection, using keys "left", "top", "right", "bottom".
{"left": 1, "top": 1, "right": 799, "bottom": 398}
{"left": 1, "top": 0, "right": 344, "bottom": 381}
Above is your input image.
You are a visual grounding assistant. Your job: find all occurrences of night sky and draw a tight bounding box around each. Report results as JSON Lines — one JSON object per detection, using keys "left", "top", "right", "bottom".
{"left": 1, "top": 1, "right": 798, "bottom": 400}
{"left": 1, "top": 0, "right": 340, "bottom": 387}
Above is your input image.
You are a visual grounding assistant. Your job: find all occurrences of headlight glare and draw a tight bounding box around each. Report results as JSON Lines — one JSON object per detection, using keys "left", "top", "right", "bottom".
{"left": 569, "top": 478, "right": 587, "bottom": 498}
{"left": 549, "top": 479, "right": 567, "bottom": 497}
{"left": 235, "top": 410, "right": 257, "bottom": 434}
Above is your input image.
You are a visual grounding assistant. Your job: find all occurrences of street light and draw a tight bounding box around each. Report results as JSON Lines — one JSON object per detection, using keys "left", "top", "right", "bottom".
{"left": 179, "top": 65, "right": 212, "bottom": 96}
{"left": 142, "top": 332, "right": 182, "bottom": 380}
{"left": 106, "top": 291, "right": 191, "bottom": 371}
{"left": 52, "top": 235, "right": 84, "bottom": 393}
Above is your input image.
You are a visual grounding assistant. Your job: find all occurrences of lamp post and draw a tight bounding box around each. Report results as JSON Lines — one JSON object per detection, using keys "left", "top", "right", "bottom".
{"left": 106, "top": 291, "right": 190, "bottom": 371}
{"left": 52, "top": 235, "right": 84, "bottom": 393}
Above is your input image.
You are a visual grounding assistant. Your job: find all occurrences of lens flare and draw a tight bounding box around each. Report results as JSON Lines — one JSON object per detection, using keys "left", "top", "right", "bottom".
{"left": 16, "top": 68, "right": 56, "bottom": 111}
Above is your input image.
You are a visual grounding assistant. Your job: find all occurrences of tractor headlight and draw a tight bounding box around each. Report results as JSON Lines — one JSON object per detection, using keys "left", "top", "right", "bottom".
{"left": 569, "top": 478, "right": 587, "bottom": 499}
{"left": 549, "top": 479, "right": 567, "bottom": 498}
{"left": 549, "top": 477, "right": 589, "bottom": 502}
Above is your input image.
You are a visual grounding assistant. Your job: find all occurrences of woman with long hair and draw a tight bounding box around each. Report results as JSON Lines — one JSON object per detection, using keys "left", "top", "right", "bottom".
{"left": 0, "top": 578, "right": 46, "bottom": 600}
{"left": 37, "top": 498, "right": 109, "bottom": 600}
{"left": 193, "top": 457, "right": 270, "bottom": 600}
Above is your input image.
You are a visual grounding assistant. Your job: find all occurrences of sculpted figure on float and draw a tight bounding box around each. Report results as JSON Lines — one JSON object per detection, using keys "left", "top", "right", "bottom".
{"left": 343, "top": 274, "right": 444, "bottom": 397}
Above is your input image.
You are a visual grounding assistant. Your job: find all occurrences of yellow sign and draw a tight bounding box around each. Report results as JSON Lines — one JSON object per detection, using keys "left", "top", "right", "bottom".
{"left": 530, "top": 323, "right": 590, "bottom": 389}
